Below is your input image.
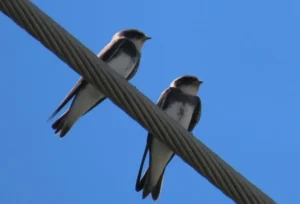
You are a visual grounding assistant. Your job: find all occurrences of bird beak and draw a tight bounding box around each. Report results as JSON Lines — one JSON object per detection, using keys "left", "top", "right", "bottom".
{"left": 144, "top": 36, "right": 151, "bottom": 40}
{"left": 197, "top": 81, "right": 203, "bottom": 85}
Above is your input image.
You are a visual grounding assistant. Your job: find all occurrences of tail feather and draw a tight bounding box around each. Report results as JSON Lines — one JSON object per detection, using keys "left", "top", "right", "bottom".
{"left": 139, "top": 168, "right": 165, "bottom": 200}
{"left": 136, "top": 134, "right": 166, "bottom": 200}
{"left": 142, "top": 173, "right": 152, "bottom": 199}
{"left": 151, "top": 171, "right": 165, "bottom": 200}
{"left": 51, "top": 112, "right": 73, "bottom": 138}
{"left": 136, "top": 169, "right": 148, "bottom": 192}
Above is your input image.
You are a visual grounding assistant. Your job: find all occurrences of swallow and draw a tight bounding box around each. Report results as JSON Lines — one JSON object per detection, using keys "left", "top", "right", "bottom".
{"left": 135, "top": 75, "right": 203, "bottom": 200}
{"left": 48, "top": 29, "right": 151, "bottom": 137}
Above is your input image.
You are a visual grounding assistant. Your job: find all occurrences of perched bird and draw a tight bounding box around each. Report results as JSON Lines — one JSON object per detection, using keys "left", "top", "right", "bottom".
{"left": 135, "top": 75, "right": 203, "bottom": 200}
{"left": 48, "top": 29, "right": 151, "bottom": 137}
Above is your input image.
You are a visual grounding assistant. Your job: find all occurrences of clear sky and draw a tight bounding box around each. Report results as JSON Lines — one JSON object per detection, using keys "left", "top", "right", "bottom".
{"left": 1, "top": 0, "right": 299, "bottom": 203}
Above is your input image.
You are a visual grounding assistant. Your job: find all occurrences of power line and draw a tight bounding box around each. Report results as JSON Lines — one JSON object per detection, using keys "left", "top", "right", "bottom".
{"left": 0, "top": 0, "right": 275, "bottom": 203}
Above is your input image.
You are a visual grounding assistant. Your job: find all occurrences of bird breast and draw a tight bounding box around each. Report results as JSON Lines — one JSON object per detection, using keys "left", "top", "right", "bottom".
{"left": 107, "top": 52, "right": 136, "bottom": 78}
{"left": 165, "top": 102, "right": 194, "bottom": 129}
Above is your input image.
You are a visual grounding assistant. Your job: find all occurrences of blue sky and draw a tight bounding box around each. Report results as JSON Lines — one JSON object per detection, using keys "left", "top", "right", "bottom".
{"left": 1, "top": 0, "right": 299, "bottom": 203}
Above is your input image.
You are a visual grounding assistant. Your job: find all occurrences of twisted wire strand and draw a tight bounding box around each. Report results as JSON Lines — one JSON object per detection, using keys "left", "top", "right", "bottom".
{"left": 0, "top": 0, "right": 275, "bottom": 203}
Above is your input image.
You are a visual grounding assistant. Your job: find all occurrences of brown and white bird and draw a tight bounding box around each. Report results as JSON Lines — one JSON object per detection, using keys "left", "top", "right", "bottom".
{"left": 135, "top": 75, "right": 203, "bottom": 200}
{"left": 48, "top": 29, "right": 151, "bottom": 137}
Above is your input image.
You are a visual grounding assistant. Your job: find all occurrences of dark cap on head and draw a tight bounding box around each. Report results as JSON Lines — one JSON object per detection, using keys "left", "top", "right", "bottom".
{"left": 172, "top": 75, "right": 202, "bottom": 87}
{"left": 117, "top": 29, "right": 151, "bottom": 40}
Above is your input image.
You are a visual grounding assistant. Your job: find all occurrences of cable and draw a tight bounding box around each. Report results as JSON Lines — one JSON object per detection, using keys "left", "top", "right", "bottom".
{"left": 0, "top": 0, "right": 276, "bottom": 203}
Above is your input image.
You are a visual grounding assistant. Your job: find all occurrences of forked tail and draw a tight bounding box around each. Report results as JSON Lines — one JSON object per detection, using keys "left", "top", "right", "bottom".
{"left": 52, "top": 111, "right": 74, "bottom": 138}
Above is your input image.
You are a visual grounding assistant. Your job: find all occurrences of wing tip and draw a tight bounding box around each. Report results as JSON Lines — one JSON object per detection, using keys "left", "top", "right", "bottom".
{"left": 47, "top": 112, "right": 57, "bottom": 122}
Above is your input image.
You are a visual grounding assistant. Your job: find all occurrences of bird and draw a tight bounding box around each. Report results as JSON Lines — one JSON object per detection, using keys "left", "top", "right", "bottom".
{"left": 48, "top": 29, "right": 151, "bottom": 138}
{"left": 135, "top": 75, "right": 203, "bottom": 200}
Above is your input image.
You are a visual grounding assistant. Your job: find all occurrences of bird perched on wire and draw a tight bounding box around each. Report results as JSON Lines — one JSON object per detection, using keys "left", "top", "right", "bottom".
{"left": 135, "top": 75, "right": 203, "bottom": 200}
{"left": 48, "top": 29, "right": 151, "bottom": 138}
